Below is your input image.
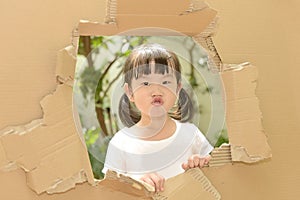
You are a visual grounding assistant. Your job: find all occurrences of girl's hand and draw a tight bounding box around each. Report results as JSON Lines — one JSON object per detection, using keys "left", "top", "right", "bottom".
{"left": 181, "top": 154, "right": 211, "bottom": 170}
{"left": 140, "top": 173, "right": 165, "bottom": 192}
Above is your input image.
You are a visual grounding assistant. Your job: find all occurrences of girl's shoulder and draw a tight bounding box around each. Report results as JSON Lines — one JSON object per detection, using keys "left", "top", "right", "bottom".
{"left": 108, "top": 128, "right": 127, "bottom": 144}
{"left": 109, "top": 127, "right": 138, "bottom": 145}
{"left": 175, "top": 120, "right": 199, "bottom": 132}
{"left": 174, "top": 120, "right": 207, "bottom": 139}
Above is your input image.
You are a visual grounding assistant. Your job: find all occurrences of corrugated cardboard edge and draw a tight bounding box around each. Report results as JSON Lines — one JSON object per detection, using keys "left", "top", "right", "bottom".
{"left": 209, "top": 144, "right": 232, "bottom": 167}
{"left": 192, "top": 16, "right": 222, "bottom": 71}
{"left": 154, "top": 168, "right": 221, "bottom": 200}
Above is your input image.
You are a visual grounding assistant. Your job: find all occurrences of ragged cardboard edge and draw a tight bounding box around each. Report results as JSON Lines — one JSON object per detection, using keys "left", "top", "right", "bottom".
{"left": 55, "top": 44, "right": 87, "bottom": 147}
{"left": 106, "top": 0, "right": 208, "bottom": 16}
{"left": 188, "top": 0, "right": 210, "bottom": 13}
{"left": 46, "top": 169, "right": 87, "bottom": 194}
{"left": 231, "top": 146, "right": 266, "bottom": 163}
{"left": 156, "top": 168, "right": 221, "bottom": 200}
{"left": 55, "top": 45, "right": 76, "bottom": 86}
{"left": 221, "top": 63, "right": 272, "bottom": 163}
{"left": 98, "top": 170, "right": 154, "bottom": 198}
{"left": 105, "top": 0, "right": 209, "bottom": 23}
{"left": 0, "top": 45, "right": 96, "bottom": 194}
{"left": 79, "top": 7, "right": 217, "bottom": 36}
{"left": 0, "top": 119, "right": 43, "bottom": 172}
{"left": 25, "top": 131, "right": 91, "bottom": 194}
{"left": 193, "top": 16, "right": 222, "bottom": 71}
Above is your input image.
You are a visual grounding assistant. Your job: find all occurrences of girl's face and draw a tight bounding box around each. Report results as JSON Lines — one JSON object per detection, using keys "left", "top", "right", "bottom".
{"left": 125, "top": 64, "right": 181, "bottom": 119}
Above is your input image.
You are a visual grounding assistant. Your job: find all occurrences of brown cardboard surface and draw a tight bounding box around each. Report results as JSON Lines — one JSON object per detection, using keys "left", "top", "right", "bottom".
{"left": 79, "top": 8, "right": 217, "bottom": 36}
{"left": 0, "top": 83, "right": 94, "bottom": 194}
{"left": 0, "top": 0, "right": 107, "bottom": 131}
{"left": 115, "top": 0, "right": 193, "bottom": 15}
{"left": 157, "top": 168, "right": 220, "bottom": 200}
{"left": 1, "top": 0, "right": 300, "bottom": 200}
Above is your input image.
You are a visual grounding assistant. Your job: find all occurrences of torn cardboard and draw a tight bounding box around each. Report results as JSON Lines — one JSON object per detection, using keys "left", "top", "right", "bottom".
{"left": 0, "top": 83, "right": 94, "bottom": 194}
{"left": 79, "top": 1, "right": 217, "bottom": 36}
{"left": 155, "top": 168, "right": 221, "bottom": 200}
{"left": 0, "top": 0, "right": 273, "bottom": 199}
{"left": 221, "top": 63, "right": 272, "bottom": 162}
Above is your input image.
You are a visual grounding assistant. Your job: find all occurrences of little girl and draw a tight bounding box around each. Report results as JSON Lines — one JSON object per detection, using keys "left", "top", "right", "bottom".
{"left": 102, "top": 43, "right": 213, "bottom": 192}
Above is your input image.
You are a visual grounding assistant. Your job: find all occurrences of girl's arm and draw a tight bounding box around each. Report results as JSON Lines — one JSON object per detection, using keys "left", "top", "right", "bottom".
{"left": 182, "top": 125, "right": 213, "bottom": 170}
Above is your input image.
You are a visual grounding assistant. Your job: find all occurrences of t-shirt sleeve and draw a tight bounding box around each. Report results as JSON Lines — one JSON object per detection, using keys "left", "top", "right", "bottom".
{"left": 193, "top": 127, "right": 214, "bottom": 157}
{"left": 102, "top": 137, "right": 127, "bottom": 175}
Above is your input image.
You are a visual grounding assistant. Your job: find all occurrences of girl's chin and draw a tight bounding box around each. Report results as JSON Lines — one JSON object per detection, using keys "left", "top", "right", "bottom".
{"left": 148, "top": 107, "right": 168, "bottom": 118}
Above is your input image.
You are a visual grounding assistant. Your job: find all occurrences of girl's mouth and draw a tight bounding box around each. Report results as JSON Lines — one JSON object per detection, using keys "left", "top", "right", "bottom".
{"left": 152, "top": 96, "right": 164, "bottom": 106}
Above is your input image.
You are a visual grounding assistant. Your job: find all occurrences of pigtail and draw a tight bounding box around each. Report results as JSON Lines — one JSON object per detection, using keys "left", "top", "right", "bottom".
{"left": 170, "top": 88, "right": 194, "bottom": 122}
{"left": 118, "top": 94, "right": 141, "bottom": 127}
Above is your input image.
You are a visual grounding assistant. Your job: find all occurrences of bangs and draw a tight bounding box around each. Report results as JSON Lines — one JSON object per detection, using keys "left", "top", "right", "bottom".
{"left": 123, "top": 43, "right": 181, "bottom": 85}
{"left": 133, "top": 62, "right": 173, "bottom": 79}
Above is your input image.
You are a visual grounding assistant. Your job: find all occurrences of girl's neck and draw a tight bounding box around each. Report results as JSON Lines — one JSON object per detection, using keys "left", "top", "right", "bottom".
{"left": 137, "top": 113, "right": 168, "bottom": 127}
{"left": 135, "top": 114, "right": 176, "bottom": 141}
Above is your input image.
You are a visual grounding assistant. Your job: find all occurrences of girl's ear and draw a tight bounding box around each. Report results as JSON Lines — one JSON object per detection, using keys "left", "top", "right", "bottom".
{"left": 176, "top": 82, "right": 182, "bottom": 95}
{"left": 124, "top": 83, "right": 134, "bottom": 102}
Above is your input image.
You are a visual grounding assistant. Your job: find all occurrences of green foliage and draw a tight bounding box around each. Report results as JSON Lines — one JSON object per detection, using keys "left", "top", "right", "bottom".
{"left": 84, "top": 127, "right": 100, "bottom": 148}
{"left": 88, "top": 151, "right": 104, "bottom": 179}
{"left": 214, "top": 129, "right": 229, "bottom": 147}
{"left": 84, "top": 127, "right": 113, "bottom": 179}
{"left": 78, "top": 66, "right": 101, "bottom": 101}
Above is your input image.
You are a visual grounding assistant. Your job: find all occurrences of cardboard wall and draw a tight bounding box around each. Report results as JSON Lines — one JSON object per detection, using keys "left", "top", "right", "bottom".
{"left": 1, "top": 0, "right": 300, "bottom": 199}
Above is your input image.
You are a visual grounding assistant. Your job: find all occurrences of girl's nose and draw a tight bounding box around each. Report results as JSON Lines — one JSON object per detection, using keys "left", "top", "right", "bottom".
{"left": 150, "top": 84, "right": 163, "bottom": 96}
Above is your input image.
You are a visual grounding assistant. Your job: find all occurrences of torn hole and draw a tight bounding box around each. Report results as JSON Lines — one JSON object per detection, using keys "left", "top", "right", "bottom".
{"left": 71, "top": 28, "right": 227, "bottom": 200}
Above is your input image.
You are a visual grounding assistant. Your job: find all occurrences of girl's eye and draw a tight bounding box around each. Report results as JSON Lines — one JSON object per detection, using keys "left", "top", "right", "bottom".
{"left": 162, "top": 81, "right": 171, "bottom": 85}
{"left": 142, "top": 82, "right": 150, "bottom": 86}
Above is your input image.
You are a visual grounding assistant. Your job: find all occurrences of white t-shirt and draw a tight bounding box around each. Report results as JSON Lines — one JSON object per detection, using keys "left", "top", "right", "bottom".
{"left": 102, "top": 120, "right": 213, "bottom": 179}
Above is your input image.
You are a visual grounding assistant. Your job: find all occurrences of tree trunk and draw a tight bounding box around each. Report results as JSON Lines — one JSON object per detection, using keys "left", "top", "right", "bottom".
{"left": 95, "top": 107, "right": 108, "bottom": 136}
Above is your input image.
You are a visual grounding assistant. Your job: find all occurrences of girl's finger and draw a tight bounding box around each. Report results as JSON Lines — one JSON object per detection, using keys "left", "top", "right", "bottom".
{"left": 182, "top": 162, "right": 188, "bottom": 170}
{"left": 149, "top": 173, "right": 162, "bottom": 192}
{"left": 188, "top": 157, "right": 195, "bottom": 168}
{"left": 141, "top": 177, "right": 155, "bottom": 188}
{"left": 157, "top": 174, "right": 165, "bottom": 191}
{"left": 204, "top": 158, "right": 209, "bottom": 165}
{"left": 199, "top": 158, "right": 206, "bottom": 168}
{"left": 193, "top": 156, "right": 200, "bottom": 167}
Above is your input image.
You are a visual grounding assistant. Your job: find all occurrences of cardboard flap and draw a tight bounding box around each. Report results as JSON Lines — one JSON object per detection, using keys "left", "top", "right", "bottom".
{"left": 221, "top": 64, "right": 272, "bottom": 163}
